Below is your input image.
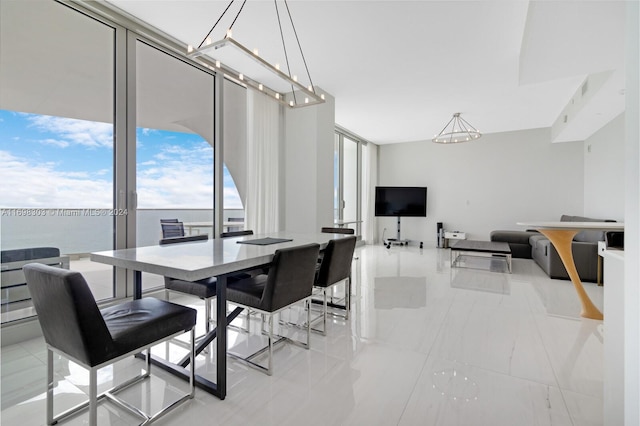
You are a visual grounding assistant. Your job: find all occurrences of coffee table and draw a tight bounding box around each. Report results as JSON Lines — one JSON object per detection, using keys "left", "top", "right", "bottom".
{"left": 450, "top": 240, "right": 512, "bottom": 273}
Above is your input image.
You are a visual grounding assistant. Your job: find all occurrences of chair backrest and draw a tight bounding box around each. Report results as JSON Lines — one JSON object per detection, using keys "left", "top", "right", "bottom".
{"left": 22, "top": 263, "right": 115, "bottom": 366}
{"left": 316, "top": 236, "right": 357, "bottom": 287}
{"left": 160, "top": 218, "right": 179, "bottom": 223}
{"left": 262, "top": 244, "right": 320, "bottom": 312}
{"left": 220, "top": 230, "right": 254, "bottom": 238}
{"left": 159, "top": 234, "right": 208, "bottom": 245}
{"left": 321, "top": 227, "right": 355, "bottom": 235}
{"left": 161, "top": 221, "right": 185, "bottom": 239}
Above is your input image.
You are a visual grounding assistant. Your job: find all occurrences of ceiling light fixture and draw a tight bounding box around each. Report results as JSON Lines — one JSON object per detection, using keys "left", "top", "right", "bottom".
{"left": 186, "top": 0, "right": 324, "bottom": 108}
{"left": 432, "top": 113, "right": 482, "bottom": 144}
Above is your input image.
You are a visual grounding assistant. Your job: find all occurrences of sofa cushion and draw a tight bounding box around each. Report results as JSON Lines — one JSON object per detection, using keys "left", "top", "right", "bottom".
{"left": 529, "top": 234, "right": 547, "bottom": 248}
{"left": 490, "top": 230, "right": 535, "bottom": 245}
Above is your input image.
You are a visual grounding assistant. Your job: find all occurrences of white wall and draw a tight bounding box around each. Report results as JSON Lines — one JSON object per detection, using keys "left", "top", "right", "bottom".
{"left": 377, "top": 127, "right": 584, "bottom": 245}
{"left": 584, "top": 113, "right": 625, "bottom": 220}
{"left": 282, "top": 91, "right": 335, "bottom": 233}
{"left": 622, "top": 2, "right": 639, "bottom": 425}
{"left": 223, "top": 80, "right": 248, "bottom": 205}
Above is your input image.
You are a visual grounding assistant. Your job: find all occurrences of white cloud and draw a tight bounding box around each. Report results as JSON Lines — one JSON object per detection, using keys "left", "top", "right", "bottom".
{"left": 224, "top": 187, "right": 243, "bottom": 209}
{"left": 137, "top": 142, "right": 214, "bottom": 209}
{"left": 27, "top": 115, "right": 113, "bottom": 148}
{"left": 0, "top": 151, "right": 112, "bottom": 208}
{"left": 40, "top": 138, "right": 70, "bottom": 148}
{"left": 0, "top": 139, "right": 242, "bottom": 210}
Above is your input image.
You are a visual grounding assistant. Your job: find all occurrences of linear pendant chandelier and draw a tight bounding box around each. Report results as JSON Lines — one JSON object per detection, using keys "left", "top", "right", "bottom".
{"left": 432, "top": 113, "right": 482, "bottom": 144}
{"left": 186, "top": 0, "right": 325, "bottom": 108}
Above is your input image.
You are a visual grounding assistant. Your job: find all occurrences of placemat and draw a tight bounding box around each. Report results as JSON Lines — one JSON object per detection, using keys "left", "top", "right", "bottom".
{"left": 236, "top": 237, "right": 293, "bottom": 246}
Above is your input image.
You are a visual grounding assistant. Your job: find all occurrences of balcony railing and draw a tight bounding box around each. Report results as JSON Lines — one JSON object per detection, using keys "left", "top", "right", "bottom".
{"left": 1, "top": 208, "right": 244, "bottom": 324}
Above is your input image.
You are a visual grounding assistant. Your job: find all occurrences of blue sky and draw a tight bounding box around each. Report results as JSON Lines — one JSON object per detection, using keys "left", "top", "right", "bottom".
{"left": 0, "top": 110, "right": 242, "bottom": 209}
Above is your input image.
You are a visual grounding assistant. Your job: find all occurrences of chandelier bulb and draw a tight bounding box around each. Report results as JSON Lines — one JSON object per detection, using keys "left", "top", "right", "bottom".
{"left": 226, "top": 29, "right": 233, "bottom": 38}
{"left": 205, "top": 37, "right": 212, "bottom": 45}
{"left": 305, "top": 97, "right": 309, "bottom": 104}
{"left": 253, "top": 48, "right": 259, "bottom": 56}
{"left": 215, "top": 60, "right": 221, "bottom": 68}
{"left": 289, "top": 100, "right": 294, "bottom": 107}
{"left": 258, "top": 83, "right": 263, "bottom": 91}
{"left": 275, "top": 93, "right": 280, "bottom": 99}
{"left": 292, "top": 75, "right": 298, "bottom": 82}
{"left": 187, "top": 45, "right": 194, "bottom": 53}
{"left": 275, "top": 63, "right": 280, "bottom": 70}
{"left": 320, "top": 94, "right": 325, "bottom": 100}
{"left": 239, "top": 73, "right": 244, "bottom": 81}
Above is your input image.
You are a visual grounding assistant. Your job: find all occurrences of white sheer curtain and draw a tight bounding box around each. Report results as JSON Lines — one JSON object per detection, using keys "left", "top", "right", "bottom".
{"left": 362, "top": 142, "right": 378, "bottom": 244}
{"left": 245, "top": 91, "right": 281, "bottom": 234}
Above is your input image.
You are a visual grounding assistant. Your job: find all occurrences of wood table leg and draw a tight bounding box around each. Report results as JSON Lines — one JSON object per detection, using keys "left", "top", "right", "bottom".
{"left": 538, "top": 229, "right": 603, "bottom": 320}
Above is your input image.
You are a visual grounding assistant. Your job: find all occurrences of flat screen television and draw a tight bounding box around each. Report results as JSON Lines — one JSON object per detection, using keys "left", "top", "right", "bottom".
{"left": 375, "top": 186, "right": 427, "bottom": 217}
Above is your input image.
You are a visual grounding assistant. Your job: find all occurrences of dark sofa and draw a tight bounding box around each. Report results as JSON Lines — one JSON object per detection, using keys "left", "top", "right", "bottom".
{"left": 491, "top": 215, "right": 614, "bottom": 282}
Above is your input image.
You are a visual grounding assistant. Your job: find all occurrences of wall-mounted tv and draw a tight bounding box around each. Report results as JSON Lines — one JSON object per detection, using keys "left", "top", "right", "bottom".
{"left": 375, "top": 186, "right": 427, "bottom": 217}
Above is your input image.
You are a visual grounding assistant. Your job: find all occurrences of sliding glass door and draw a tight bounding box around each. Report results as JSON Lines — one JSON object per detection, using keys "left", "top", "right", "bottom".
{"left": 334, "top": 130, "right": 364, "bottom": 236}
{"left": 0, "top": 0, "right": 117, "bottom": 322}
{"left": 135, "top": 40, "right": 215, "bottom": 291}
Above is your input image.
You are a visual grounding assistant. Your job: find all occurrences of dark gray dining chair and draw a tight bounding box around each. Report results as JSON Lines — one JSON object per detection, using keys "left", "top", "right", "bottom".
{"left": 161, "top": 220, "right": 185, "bottom": 239}
{"left": 227, "top": 217, "right": 244, "bottom": 232}
{"left": 226, "top": 243, "right": 320, "bottom": 375}
{"left": 161, "top": 233, "right": 255, "bottom": 334}
{"left": 160, "top": 234, "right": 216, "bottom": 333}
{"left": 312, "top": 236, "right": 357, "bottom": 334}
{"left": 23, "top": 263, "right": 196, "bottom": 426}
{"left": 321, "top": 227, "right": 355, "bottom": 235}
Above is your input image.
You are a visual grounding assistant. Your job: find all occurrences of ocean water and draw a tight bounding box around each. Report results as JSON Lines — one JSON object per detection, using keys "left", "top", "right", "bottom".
{"left": 0, "top": 209, "right": 241, "bottom": 255}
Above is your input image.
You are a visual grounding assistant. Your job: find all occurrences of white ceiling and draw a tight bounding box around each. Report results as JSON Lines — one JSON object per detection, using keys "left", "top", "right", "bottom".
{"left": 106, "top": 0, "right": 627, "bottom": 145}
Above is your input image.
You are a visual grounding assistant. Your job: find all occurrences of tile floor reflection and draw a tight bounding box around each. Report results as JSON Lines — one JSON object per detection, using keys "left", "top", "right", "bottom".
{"left": 1, "top": 245, "right": 605, "bottom": 425}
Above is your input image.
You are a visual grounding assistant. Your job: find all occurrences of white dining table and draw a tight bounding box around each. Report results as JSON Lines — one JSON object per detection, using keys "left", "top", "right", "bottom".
{"left": 518, "top": 221, "right": 624, "bottom": 320}
{"left": 90, "top": 231, "right": 349, "bottom": 399}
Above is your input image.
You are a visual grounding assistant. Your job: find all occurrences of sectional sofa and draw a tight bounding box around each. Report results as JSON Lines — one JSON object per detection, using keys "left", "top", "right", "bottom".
{"left": 490, "top": 215, "right": 614, "bottom": 282}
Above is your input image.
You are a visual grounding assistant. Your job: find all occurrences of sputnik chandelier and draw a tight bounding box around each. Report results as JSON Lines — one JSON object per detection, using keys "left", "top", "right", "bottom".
{"left": 186, "top": 0, "right": 324, "bottom": 108}
{"left": 432, "top": 113, "right": 482, "bottom": 144}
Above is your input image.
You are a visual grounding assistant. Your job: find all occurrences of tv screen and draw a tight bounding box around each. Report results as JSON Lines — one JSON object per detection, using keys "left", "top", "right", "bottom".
{"left": 375, "top": 186, "right": 427, "bottom": 217}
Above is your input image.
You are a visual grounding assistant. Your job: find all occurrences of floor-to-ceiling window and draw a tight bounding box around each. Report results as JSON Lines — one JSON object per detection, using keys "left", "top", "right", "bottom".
{"left": 0, "top": 0, "right": 117, "bottom": 322}
{"left": 134, "top": 40, "right": 216, "bottom": 291}
{"left": 0, "top": 0, "right": 224, "bottom": 322}
{"left": 334, "top": 128, "right": 366, "bottom": 237}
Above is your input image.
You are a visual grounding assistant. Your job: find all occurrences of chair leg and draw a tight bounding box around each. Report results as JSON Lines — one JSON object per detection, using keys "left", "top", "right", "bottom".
{"left": 307, "top": 297, "right": 311, "bottom": 346}
{"left": 205, "top": 298, "right": 211, "bottom": 334}
{"left": 322, "top": 289, "right": 328, "bottom": 336}
{"left": 268, "top": 315, "right": 274, "bottom": 376}
{"left": 145, "top": 348, "right": 151, "bottom": 378}
{"left": 345, "top": 277, "right": 351, "bottom": 320}
{"left": 47, "top": 349, "right": 54, "bottom": 426}
{"left": 89, "top": 367, "right": 98, "bottom": 425}
{"left": 189, "top": 327, "right": 196, "bottom": 397}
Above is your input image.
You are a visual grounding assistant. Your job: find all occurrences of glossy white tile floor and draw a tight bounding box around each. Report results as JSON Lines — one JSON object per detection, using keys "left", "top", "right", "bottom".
{"left": 0, "top": 245, "right": 605, "bottom": 426}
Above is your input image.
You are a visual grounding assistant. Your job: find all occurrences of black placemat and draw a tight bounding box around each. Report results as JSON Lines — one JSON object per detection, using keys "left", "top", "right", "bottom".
{"left": 236, "top": 237, "right": 293, "bottom": 246}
